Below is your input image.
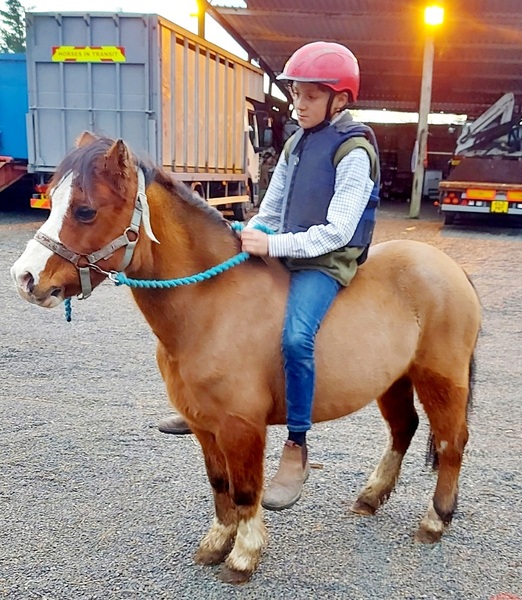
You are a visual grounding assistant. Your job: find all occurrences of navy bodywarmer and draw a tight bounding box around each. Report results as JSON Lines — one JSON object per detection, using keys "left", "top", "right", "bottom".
{"left": 282, "top": 119, "right": 380, "bottom": 253}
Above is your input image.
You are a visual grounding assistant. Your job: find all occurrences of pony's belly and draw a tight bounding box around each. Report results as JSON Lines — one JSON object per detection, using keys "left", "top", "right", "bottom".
{"left": 311, "top": 390, "right": 376, "bottom": 422}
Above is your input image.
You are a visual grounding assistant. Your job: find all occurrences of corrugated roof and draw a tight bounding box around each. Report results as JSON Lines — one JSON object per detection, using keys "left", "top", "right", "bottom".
{"left": 209, "top": 0, "right": 522, "bottom": 115}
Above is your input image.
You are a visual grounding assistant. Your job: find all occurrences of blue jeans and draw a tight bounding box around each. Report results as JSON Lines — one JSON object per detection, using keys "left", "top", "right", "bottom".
{"left": 282, "top": 270, "right": 342, "bottom": 433}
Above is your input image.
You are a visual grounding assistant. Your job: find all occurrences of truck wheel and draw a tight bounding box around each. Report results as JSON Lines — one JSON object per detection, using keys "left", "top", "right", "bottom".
{"left": 444, "top": 212, "right": 456, "bottom": 225}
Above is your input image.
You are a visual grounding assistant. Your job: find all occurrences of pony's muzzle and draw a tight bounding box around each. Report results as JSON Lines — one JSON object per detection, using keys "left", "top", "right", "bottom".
{"left": 12, "top": 269, "right": 64, "bottom": 308}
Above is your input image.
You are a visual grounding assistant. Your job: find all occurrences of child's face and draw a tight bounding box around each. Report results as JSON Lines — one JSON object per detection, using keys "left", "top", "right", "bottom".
{"left": 290, "top": 82, "right": 331, "bottom": 129}
{"left": 290, "top": 82, "right": 349, "bottom": 129}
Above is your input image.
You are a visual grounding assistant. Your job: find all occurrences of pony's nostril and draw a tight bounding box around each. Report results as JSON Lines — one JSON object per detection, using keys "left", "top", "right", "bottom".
{"left": 19, "top": 272, "right": 35, "bottom": 294}
{"left": 50, "top": 288, "right": 62, "bottom": 298}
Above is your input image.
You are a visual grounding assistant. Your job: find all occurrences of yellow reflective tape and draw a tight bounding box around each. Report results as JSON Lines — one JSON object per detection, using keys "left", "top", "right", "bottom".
{"left": 507, "top": 190, "right": 522, "bottom": 201}
{"left": 31, "top": 197, "right": 51, "bottom": 209}
{"left": 466, "top": 188, "right": 496, "bottom": 200}
{"left": 52, "top": 46, "right": 126, "bottom": 63}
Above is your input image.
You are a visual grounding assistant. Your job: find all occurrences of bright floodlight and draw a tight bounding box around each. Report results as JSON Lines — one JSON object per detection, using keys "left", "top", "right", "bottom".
{"left": 424, "top": 5, "right": 444, "bottom": 26}
{"left": 189, "top": 0, "right": 199, "bottom": 17}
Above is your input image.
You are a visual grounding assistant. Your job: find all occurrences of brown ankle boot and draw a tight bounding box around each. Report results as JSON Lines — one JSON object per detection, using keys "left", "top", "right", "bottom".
{"left": 158, "top": 413, "right": 192, "bottom": 435}
{"left": 262, "top": 440, "right": 310, "bottom": 511}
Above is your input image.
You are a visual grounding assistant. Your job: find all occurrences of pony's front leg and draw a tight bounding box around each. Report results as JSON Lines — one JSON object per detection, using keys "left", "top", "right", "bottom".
{"left": 193, "top": 429, "right": 238, "bottom": 566}
{"left": 215, "top": 415, "right": 267, "bottom": 584}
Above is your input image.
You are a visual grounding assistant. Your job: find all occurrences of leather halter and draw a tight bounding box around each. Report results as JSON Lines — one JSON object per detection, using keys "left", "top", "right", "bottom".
{"left": 33, "top": 169, "right": 147, "bottom": 300}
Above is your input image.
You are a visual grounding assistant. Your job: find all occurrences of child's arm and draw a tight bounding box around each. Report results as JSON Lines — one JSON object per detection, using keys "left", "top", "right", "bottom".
{"left": 247, "top": 152, "right": 287, "bottom": 232}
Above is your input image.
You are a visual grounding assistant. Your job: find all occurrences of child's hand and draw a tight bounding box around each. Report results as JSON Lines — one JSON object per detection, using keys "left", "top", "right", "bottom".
{"left": 241, "top": 229, "right": 269, "bottom": 256}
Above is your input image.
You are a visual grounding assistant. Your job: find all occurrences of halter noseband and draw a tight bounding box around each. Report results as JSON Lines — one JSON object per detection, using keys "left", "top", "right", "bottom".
{"left": 33, "top": 169, "right": 147, "bottom": 300}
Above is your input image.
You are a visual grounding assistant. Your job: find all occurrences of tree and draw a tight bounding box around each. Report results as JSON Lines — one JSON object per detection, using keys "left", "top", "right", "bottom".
{"left": 0, "top": 0, "right": 26, "bottom": 53}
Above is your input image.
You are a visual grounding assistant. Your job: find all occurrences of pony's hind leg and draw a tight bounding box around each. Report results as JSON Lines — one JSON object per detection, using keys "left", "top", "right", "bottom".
{"left": 412, "top": 365, "right": 471, "bottom": 543}
{"left": 193, "top": 429, "right": 238, "bottom": 566}
{"left": 352, "top": 376, "right": 418, "bottom": 515}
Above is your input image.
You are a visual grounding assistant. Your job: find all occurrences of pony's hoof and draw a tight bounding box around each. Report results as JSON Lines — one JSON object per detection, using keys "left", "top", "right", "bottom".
{"left": 217, "top": 565, "right": 253, "bottom": 584}
{"left": 351, "top": 498, "right": 377, "bottom": 516}
{"left": 414, "top": 526, "right": 443, "bottom": 544}
{"left": 194, "top": 547, "right": 230, "bottom": 566}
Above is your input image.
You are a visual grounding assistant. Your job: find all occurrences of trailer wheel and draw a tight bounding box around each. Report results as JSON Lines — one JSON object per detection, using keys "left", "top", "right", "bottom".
{"left": 232, "top": 182, "right": 252, "bottom": 221}
{"left": 444, "top": 212, "right": 456, "bottom": 225}
{"left": 233, "top": 201, "right": 249, "bottom": 221}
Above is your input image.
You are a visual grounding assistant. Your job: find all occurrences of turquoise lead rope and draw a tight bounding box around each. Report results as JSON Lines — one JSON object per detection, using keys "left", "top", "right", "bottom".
{"left": 64, "top": 221, "right": 274, "bottom": 320}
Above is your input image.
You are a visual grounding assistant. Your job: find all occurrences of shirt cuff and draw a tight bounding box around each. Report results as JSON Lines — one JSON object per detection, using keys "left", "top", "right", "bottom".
{"left": 268, "top": 233, "right": 294, "bottom": 257}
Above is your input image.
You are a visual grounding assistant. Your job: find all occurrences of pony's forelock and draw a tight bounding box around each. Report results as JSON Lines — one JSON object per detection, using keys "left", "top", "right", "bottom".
{"left": 52, "top": 136, "right": 229, "bottom": 230}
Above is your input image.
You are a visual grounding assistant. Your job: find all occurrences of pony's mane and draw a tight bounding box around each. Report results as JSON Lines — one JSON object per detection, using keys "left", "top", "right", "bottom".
{"left": 54, "top": 136, "right": 229, "bottom": 230}
{"left": 141, "top": 162, "right": 228, "bottom": 230}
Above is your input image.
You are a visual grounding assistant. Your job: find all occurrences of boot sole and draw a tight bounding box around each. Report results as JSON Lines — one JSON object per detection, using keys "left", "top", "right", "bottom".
{"left": 158, "top": 426, "right": 193, "bottom": 435}
{"left": 261, "top": 491, "right": 302, "bottom": 511}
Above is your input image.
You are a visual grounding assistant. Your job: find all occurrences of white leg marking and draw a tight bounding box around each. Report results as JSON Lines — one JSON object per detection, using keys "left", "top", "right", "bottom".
{"left": 438, "top": 440, "right": 448, "bottom": 453}
{"left": 225, "top": 509, "right": 267, "bottom": 573}
{"left": 11, "top": 173, "right": 73, "bottom": 285}
{"left": 360, "top": 431, "right": 403, "bottom": 502}
{"left": 199, "top": 517, "right": 237, "bottom": 553}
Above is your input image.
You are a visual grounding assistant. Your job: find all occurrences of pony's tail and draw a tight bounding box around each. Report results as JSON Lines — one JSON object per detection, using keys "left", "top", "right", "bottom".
{"left": 425, "top": 353, "right": 476, "bottom": 471}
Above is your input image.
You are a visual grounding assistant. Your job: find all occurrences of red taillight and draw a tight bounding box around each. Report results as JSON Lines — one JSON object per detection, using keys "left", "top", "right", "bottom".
{"left": 34, "top": 183, "right": 48, "bottom": 194}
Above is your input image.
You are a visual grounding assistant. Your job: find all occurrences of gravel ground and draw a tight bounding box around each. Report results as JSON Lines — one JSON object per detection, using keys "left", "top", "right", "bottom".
{"left": 1, "top": 203, "right": 521, "bottom": 600}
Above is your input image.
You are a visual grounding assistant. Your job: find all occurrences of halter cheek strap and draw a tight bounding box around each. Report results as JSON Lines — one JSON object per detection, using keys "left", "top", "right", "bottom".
{"left": 33, "top": 168, "right": 151, "bottom": 300}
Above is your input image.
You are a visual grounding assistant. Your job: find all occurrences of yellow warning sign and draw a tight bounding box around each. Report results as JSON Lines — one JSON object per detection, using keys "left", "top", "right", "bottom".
{"left": 52, "top": 46, "right": 126, "bottom": 63}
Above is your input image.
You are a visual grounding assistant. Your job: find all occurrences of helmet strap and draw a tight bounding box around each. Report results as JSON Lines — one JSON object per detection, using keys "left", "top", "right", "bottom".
{"left": 325, "top": 91, "right": 335, "bottom": 123}
{"left": 327, "top": 90, "right": 350, "bottom": 121}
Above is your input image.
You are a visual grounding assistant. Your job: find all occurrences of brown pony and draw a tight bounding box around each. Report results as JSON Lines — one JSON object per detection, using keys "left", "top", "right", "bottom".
{"left": 11, "top": 134, "right": 481, "bottom": 584}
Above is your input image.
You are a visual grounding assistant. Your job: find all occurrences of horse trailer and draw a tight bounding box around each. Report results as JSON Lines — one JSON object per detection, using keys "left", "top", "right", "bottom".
{"left": 22, "top": 12, "right": 268, "bottom": 218}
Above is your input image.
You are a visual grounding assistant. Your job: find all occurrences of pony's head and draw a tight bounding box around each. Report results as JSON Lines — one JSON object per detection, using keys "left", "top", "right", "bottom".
{"left": 11, "top": 132, "right": 158, "bottom": 305}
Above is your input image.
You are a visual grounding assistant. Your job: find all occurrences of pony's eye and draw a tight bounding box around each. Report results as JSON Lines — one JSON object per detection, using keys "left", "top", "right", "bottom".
{"left": 73, "top": 206, "right": 97, "bottom": 223}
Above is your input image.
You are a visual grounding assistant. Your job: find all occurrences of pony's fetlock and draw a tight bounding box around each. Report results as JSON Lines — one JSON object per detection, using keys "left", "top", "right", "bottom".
{"left": 223, "top": 513, "right": 267, "bottom": 578}
{"left": 195, "top": 518, "right": 236, "bottom": 565}
{"left": 195, "top": 545, "right": 233, "bottom": 566}
{"left": 351, "top": 475, "right": 398, "bottom": 516}
{"left": 415, "top": 501, "right": 446, "bottom": 543}
{"left": 352, "top": 447, "right": 402, "bottom": 517}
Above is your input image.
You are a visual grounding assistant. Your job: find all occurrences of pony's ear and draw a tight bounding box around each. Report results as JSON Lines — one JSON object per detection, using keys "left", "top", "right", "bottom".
{"left": 76, "top": 131, "right": 97, "bottom": 148}
{"left": 103, "top": 139, "right": 133, "bottom": 194}
{"left": 104, "top": 139, "right": 131, "bottom": 173}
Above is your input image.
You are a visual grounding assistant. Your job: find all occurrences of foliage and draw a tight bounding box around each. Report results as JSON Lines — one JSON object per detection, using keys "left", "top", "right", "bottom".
{"left": 0, "top": 0, "right": 26, "bottom": 53}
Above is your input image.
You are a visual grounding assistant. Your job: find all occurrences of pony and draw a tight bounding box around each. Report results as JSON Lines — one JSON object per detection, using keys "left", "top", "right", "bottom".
{"left": 11, "top": 133, "right": 481, "bottom": 584}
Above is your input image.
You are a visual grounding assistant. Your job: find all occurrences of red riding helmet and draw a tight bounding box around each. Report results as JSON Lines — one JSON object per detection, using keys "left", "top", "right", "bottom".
{"left": 277, "top": 41, "right": 360, "bottom": 101}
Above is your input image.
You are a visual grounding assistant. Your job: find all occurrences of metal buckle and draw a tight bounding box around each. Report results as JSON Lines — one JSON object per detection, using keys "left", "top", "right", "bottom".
{"left": 124, "top": 226, "right": 140, "bottom": 244}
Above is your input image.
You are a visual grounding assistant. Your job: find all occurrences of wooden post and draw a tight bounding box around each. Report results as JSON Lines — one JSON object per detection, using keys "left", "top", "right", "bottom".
{"left": 409, "top": 34, "right": 434, "bottom": 218}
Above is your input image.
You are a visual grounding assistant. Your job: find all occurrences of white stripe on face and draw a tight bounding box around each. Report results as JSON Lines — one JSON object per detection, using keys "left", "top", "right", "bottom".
{"left": 11, "top": 173, "right": 74, "bottom": 285}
